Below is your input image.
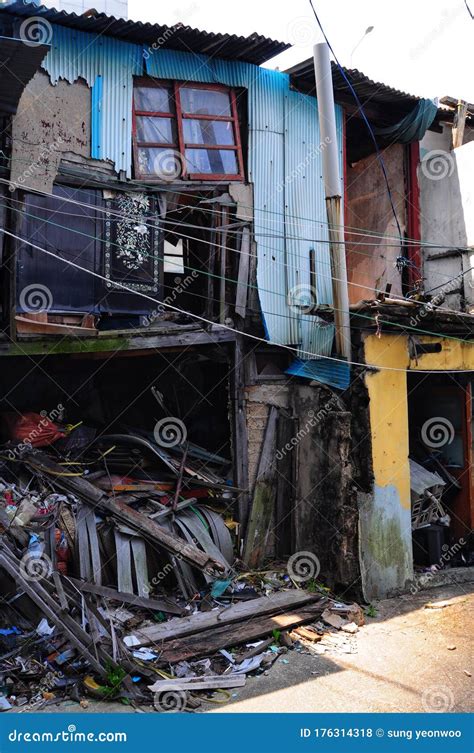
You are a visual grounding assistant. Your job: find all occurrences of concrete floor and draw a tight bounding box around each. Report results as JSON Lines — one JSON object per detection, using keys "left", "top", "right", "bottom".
{"left": 25, "top": 582, "right": 473, "bottom": 714}
{"left": 210, "top": 583, "right": 473, "bottom": 714}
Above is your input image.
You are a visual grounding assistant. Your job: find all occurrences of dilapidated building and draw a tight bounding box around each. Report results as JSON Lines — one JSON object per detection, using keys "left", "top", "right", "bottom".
{"left": 0, "top": 0, "right": 472, "bottom": 608}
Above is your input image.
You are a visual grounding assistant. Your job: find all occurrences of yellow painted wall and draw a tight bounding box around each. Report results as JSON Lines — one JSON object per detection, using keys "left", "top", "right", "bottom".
{"left": 364, "top": 333, "right": 474, "bottom": 509}
{"left": 359, "top": 332, "right": 474, "bottom": 598}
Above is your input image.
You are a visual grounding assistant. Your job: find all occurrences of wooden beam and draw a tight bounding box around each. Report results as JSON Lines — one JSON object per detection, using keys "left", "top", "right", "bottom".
{"left": 158, "top": 601, "right": 326, "bottom": 663}
{"left": 132, "top": 589, "right": 322, "bottom": 646}
{"left": 243, "top": 406, "right": 279, "bottom": 567}
{"left": 66, "top": 577, "right": 183, "bottom": 615}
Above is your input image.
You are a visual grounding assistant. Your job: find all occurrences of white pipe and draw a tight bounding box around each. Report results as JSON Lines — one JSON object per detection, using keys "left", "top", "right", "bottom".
{"left": 313, "top": 42, "right": 342, "bottom": 199}
{"left": 313, "top": 42, "right": 351, "bottom": 361}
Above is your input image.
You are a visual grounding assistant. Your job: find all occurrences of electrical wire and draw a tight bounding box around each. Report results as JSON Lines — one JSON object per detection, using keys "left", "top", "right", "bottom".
{"left": 307, "top": 0, "right": 403, "bottom": 244}
{"left": 3, "top": 227, "right": 474, "bottom": 375}
{"left": 0, "top": 186, "right": 469, "bottom": 310}
{"left": 3, "top": 197, "right": 473, "bottom": 334}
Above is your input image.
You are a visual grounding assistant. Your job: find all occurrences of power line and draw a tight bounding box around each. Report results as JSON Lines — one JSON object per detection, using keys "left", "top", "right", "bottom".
{"left": 4, "top": 197, "right": 472, "bottom": 330}
{"left": 307, "top": 0, "right": 403, "bottom": 244}
{"left": 1, "top": 179, "right": 469, "bottom": 299}
{"left": 3, "top": 227, "right": 474, "bottom": 375}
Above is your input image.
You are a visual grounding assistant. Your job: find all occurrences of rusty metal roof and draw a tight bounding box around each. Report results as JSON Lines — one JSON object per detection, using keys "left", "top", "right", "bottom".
{"left": 0, "top": 1, "right": 289, "bottom": 65}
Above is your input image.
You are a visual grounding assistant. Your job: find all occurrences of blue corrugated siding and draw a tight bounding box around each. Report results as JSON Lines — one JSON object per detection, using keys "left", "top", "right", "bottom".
{"left": 41, "top": 35, "right": 344, "bottom": 359}
{"left": 42, "top": 24, "right": 142, "bottom": 176}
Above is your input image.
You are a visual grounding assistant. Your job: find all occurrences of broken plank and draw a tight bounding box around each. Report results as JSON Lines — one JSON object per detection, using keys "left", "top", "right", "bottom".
{"left": 148, "top": 675, "right": 246, "bottom": 692}
{"left": 100, "top": 496, "right": 226, "bottom": 576}
{"left": 159, "top": 601, "right": 326, "bottom": 663}
{"left": 65, "top": 578, "right": 183, "bottom": 615}
{"left": 242, "top": 406, "right": 278, "bottom": 568}
{"left": 132, "top": 591, "right": 324, "bottom": 646}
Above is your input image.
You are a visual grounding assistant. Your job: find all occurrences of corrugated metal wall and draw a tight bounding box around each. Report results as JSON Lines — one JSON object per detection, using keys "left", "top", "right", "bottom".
{"left": 42, "top": 24, "right": 142, "bottom": 176}
{"left": 40, "top": 30, "right": 344, "bottom": 355}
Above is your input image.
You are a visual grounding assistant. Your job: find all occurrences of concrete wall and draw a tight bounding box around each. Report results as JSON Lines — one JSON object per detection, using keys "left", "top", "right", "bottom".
{"left": 346, "top": 143, "right": 406, "bottom": 304}
{"left": 10, "top": 71, "right": 113, "bottom": 194}
{"left": 360, "top": 332, "right": 474, "bottom": 600}
{"left": 419, "top": 124, "right": 474, "bottom": 311}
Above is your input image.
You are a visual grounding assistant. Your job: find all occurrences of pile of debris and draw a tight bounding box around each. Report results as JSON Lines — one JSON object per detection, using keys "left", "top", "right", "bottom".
{"left": 0, "top": 410, "right": 363, "bottom": 712}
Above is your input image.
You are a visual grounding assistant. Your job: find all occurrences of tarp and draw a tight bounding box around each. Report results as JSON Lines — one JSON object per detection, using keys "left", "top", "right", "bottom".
{"left": 374, "top": 99, "right": 438, "bottom": 143}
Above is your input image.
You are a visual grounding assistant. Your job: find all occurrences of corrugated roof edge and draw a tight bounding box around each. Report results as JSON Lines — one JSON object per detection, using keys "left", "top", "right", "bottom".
{"left": 0, "top": 1, "right": 290, "bottom": 65}
{"left": 286, "top": 58, "right": 430, "bottom": 107}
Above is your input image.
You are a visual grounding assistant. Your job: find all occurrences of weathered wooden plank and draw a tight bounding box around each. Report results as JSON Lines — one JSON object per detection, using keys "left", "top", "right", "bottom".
{"left": 114, "top": 530, "right": 133, "bottom": 594}
{"left": 66, "top": 577, "right": 183, "bottom": 615}
{"left": 159, "top": 602, "right": 326, "bottom": 663}
{"left": 130, "top": 536, "right": 148, "bottom": 598}
{"left": 242, "top": 406, "right": 279, "bottom": 568}
{"left": 235, "top": 226, "right": 250, "bottom": 318}
{"left": 132, "top": 590, "right": 323, "bottom": 646}
{"left": 148, "top": 675, "right": 246, "bottom": 692}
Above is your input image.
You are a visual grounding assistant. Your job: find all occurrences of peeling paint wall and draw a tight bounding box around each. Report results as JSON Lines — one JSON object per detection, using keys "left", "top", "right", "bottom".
{"left": 10, "top": 72, "right": 91, "bottom": 193}
{"left": 361, "top": 332, "right": 474, "bottom": 600}
{"left": 346, "top": 144, "right": 406, "bottom": 304}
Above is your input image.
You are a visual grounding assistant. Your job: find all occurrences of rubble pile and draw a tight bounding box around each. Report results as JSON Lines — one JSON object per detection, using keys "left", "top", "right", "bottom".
{"left": 0, "top": 411, "right": 364, "bottom": 712}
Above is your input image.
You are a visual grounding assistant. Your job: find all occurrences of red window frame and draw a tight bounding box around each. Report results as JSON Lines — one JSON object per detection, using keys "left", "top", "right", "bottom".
{"left": 132, "top": 78, "right": 244, "bottom": 182}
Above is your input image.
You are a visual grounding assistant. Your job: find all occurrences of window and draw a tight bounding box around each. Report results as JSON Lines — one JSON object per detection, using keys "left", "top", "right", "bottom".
{"left": 133, "top": 80, "right": 244, "bottom": 181}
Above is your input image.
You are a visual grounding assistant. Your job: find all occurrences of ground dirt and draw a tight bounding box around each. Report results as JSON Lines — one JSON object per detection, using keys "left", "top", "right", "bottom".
{"left": 27, "top": 582, "right": 473, "bottom": 714}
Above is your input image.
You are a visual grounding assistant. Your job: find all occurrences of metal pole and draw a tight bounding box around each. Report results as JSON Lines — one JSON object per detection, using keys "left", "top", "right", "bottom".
{"left": 313, "top": 42, "right": 351, "bottom": 361}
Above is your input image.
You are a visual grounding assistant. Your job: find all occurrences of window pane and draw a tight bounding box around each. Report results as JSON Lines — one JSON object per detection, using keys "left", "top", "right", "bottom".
{"left": 183, "top": 119, "right": 235, "bottom": 146}
{"left": 185, "top": 148, "right": 238, "bottom": 176}
{"left": 180, "top": 87, "right": 231, "bottom": 116}
{"left": 134, "top": 86, "right": 172, "bottom": 113}
{"left": 137, "top": 147, "right": 183, "bottom": 178}
{"left": 136, "top": 116, "right": 176, "bottom": 144}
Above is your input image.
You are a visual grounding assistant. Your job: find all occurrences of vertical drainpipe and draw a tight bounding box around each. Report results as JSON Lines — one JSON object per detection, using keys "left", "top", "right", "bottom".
{"left": 313, "top": 43, "right": 351, "bottom": 361}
